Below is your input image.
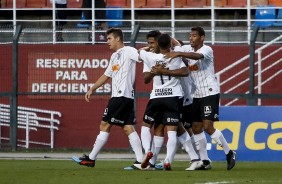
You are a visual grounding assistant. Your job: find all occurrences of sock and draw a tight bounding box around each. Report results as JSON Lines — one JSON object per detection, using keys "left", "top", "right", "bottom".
{"left": 141, "top": 126, "right": 152, "bottom": 153}
{"left": 178, "top": 132, "right": 199, "bottom": 161}
{"left": 129, "top": 131, "right": 144, "bottom": 163}
{"left": 165, "top": 131, "right": 177, "bottom": 164}
{"left": 190, "top": 135, "right": 200, "bottom": 156}
{"left": 211, "top": 129, "right": 230, "bottom": 155}
{"left": 193, "top": 132, "right": 209, "bottom": 161}
{"left": 150, "top": 136, "right": 164, "bottom": 165}
{"left": 89, "top": 131, "right": 109, "bottom": 160}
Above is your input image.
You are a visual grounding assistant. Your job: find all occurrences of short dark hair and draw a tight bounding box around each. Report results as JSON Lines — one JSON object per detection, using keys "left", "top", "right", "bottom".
{"left": 106, "top": 28, "right": 124, "bottom": 42}
{"left": 157, "top": 33, "right": 171, "bottom": 50}
{"left": 146, "top": 30, "right": 162, "bottom": 40}
{"left": 191, "top": 27, "right": 205, "bottom": 37}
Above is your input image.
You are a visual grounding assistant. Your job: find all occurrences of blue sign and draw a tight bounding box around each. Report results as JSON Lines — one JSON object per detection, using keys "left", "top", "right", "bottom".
{"left": 207, "top": 106, "right": 282, "bottom": 162}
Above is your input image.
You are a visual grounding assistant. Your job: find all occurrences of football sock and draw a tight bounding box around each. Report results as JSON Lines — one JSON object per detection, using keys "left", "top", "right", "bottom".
{"left": 165, "top": 131, "right": 177, "bottom": 164}
{"left": 89, "top": 131, "right": 109, "bottom": 160}
{"left": 178, "top": 132, "right": 199, "bottom": 160}
{"left": 194, "top": 131, "right": 210, "bottom": 161}
{"left": 150, "top": 135, "right": 164, "bottom": 165}
{"left": 211, "top": 129, "right": 230, "bottom": 155}
{"left": 141, "top": 126, "right": 152, "bottom": 153}
{"left": 129, "top": 131, "right": 144, "bottom": 163}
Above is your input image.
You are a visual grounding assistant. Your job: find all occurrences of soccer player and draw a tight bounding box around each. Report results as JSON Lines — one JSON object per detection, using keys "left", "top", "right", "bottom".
{"left": 164, "top": 26, "right": 236, "bottom": 170}
{"left": 137, "top": 33, "right": 190, "bottom": 170}
{"left": 72, "top": 28, "right": 143, "bottom": 169}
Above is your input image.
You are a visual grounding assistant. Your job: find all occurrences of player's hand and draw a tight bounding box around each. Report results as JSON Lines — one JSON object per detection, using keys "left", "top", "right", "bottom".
{"left": 85, "top": 89, "right": 93, "bottom": 102}
{"left": 151, "top": 64, "right": 166, "bottom": 75}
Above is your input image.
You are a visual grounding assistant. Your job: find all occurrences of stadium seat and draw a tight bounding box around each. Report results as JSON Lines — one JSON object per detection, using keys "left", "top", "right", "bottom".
{"left": 253, "top": 5, "right": 276, "bottom": 28}
{"left": 269, "top": 0, "right": 282, "bottom": 6}
{"left": 142, "top": 0, "right": 167, "bottom": 8}
{"left": 251, "top": 0, "right": 269, "bottom": 6}
{"left": 166, "top": 0, "right": 187, "bottom": 8}
{"left": 126, "top": 0, "right": 146, "bottom": 8}
{"left": 106, "top": 6, "right": 123, "bottom": 27}
{"left": 273, "top": 9, "right": 282, "bottom": 26}
{"left": 106, "top": 0, "right": 127, "bottom": 7}
{"left": 5, "top": 0, "right": 26, "bottom": 8}
{"left": 207, "top": 0, "right": 227, "bottom": 7}
{"left": 184, "top": 0, "right": 206, "bottom": 7}
{"left": 26, "top": 0, "right": 47, "bottom": 8}
{"left": 226, "top": 0, "right": 246, "bottom": 7}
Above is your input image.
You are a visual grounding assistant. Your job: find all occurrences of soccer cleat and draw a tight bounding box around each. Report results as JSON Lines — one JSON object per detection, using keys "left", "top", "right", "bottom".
{"left": 185, "top": 159, "right": 202, "bottom": 171}
{"left": 164, "top": 159, "right": 171, "bottom": 171}
{"left": 196, "top": 159, "right": 212, "bottom": 170}
{"left": 155, "top": 161, "right": 164, "bottom": 170}
{"left": 145, "top": 163, "right": 156, "bottom": 171}
{"left": 226, "top": 150, "right": 236, "bottom": 170}
{"left": 124, "top": 161, "right": 142, "bottom": 170}
{"left": 141, "top": 151, "right": 153, "bottom": 169}
{"left": 72, "top": 154, "right": 95, "bottom": 167}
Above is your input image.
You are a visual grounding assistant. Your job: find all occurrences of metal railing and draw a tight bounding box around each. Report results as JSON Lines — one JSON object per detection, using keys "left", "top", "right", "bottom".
{"left": 0, "top": 0, "right": 282, "bottom": 44}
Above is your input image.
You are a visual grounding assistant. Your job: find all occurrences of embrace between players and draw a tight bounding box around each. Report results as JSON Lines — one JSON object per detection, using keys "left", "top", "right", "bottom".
{"left": 72, "top": 27, "right": 236, "bottom": 171}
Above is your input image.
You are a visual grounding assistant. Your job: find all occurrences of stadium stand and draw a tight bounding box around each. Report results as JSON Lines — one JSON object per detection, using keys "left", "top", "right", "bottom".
{"left": 226, "top": 0, "right": 247, "bottom": 7}
{"left": 183, "top": 0, "right": 206, "bottom": 7}
{"left": 126, "top": 0, "right": 146, "bottom": 8}
{"left": 106, "top": 0, "right": 127, "bottom": 7}
{"left": 26, "top": 0, "right": 47, "bottom": 8}
{"left": 106, "top": 6, "right": 123, "bottom": 27}
{"left": 46, "top": 0, "right": 82, "bottom": 8}
{"left": 251, "top": 0, "right": 269, "bottom": 6}
{"left": 206, "top": 0, "right": 227, "bottom": 7}
{"left": 166, "top": 0, "right": 187, "bottom": 8}
{"left": 141, "top": 0, "right": 167, "bottom": 8}
{"left": 5, "top": 0, "right": 26, "bottom": 8}
{"left": 269, "top": 0, "right": 282, "bottom": 6}
{"left": 253, "top": 5, "right": 276, "bottom": 28}
{"left": 273, "top": 9, "right": 282, "bottom": 26}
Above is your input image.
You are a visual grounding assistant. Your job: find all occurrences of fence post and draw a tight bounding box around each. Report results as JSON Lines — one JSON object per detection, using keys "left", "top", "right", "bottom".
{"left": 10, "top": 24, "right": 22, "bottom": 151}
{"left": 248, "top": 26, "right": 259, "bottom": 106}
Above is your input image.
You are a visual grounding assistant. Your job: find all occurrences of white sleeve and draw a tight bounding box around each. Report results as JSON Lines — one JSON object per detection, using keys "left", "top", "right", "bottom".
{"left": 127, "top": 47, "right": 140, "bottom": 63}
{"left": 140, "top": 50, "right": 153, "bottom": 73}
{"left": 198, "top": 46, "right": 213, "bottom": 60}
{"left": 104, "top": 56, "right": 113, "bottom": 77}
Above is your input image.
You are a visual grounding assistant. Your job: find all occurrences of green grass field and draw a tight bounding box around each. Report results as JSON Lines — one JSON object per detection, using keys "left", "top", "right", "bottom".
{"left": 0, "top": 160, "right": 281, "bottom": 184}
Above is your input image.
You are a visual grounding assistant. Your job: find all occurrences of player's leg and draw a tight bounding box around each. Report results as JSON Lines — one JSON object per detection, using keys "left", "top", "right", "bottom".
{"left": 149, "top": 124, "right": 165, "bottom": 167}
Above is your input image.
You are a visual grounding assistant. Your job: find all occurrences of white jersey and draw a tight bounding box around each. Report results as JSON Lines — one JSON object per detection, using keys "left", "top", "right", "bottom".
{"left": 182, "top": 44, "right": 220, "bottom": 98}
{"left": 140, "top": 49, "right": 185, "bottom": 99}
{"left": 180, "top": 75, "right": 194, "bottom": 106}
{"left": 104, "top": 46, "right": 140, "bottom": 99}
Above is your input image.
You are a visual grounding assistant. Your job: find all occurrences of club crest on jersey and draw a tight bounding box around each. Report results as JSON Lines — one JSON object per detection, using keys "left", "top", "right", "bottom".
{"left": 204, "top": 106, "right": 212, "bottom": 114}
{"left": 112, "top": 64, "right": 120, "bottom": 71}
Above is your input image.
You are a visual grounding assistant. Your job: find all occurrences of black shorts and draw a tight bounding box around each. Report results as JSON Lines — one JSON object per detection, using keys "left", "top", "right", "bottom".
{"left": 102, "top": 97, "right": 135, "bottom": 126}
{"left": 191, "top": 94, "right": 220, "bottom": 122}
{"left": 181, "top": 104, "right": 193, "bottom": 129}
{"left": 143, "top": 97, "right": 180, "bottom": 126}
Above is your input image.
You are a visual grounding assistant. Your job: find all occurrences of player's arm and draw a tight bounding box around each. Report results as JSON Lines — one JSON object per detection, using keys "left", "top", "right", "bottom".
{"left": 165, "top": 51, "right": 204, "bottom": 60}
{"left": 85, "top": 74, "right": 109, "bottom": 102}
{"left": 143, "top": 71, "right": 155, "bottom": 84}
{"left": 151, "top": 64, "right": 188, "bottom": 77}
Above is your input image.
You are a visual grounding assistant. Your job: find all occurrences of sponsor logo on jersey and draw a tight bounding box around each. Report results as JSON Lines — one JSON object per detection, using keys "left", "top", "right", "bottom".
{"left": 155, "top": 88, "right": 173, "bottom": 96}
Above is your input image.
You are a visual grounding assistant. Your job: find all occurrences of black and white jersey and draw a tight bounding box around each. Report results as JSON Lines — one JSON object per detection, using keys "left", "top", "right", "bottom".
{"left": 140, "top": 49, "right": 185, "bottom": 99}
{"left": 182, "top": 44, "right": 220, "bottom": 98}
{"left": 104, "top": 46, "right": 140, "bottom": 99}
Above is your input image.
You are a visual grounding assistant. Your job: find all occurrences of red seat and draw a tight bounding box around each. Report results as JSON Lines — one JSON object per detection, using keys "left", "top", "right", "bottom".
{"left": 184, "top": 0, "right": 206, "bottom": 7}
{"left": 26, "top": 0, "right": 47, "bottom": 8}
{"left": 106, "top": 0, "right": 127, "bottom": 7}
{"left": 143, "top": 0, "right": 167, "bottom": 8}
{"left": 207, "top": 0, "right": 227, "bottom": 7}
{"left": 251, "top": 0, "right": 268, "bottom": 6}
{"left": 269, "top": 0, "right": 282, "bottom": 6}
{"left": 166, "top": 0, "right": 187, "bottom": 8}
{"left": 5, "top": 0, "right": 26, "bottom": 8}
{"left": 126, "top": 0, "right": 146, "bottom": 8}
{"left": 226, "top": 0, "right": 247, "bottom": 7}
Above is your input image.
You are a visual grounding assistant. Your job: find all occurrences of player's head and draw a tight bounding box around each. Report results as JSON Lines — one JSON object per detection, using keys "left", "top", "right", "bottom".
{"left": 146, "top": 30, "right": 161, "bottom": 52}
{"left": 189, "top": 26, "right": 205, "bottom": 49}
{"left": 106, "top": 28, "right": 124, "bottom": 51}
{"left": 157, "top": 33, "right": 171, "bottom": 50}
